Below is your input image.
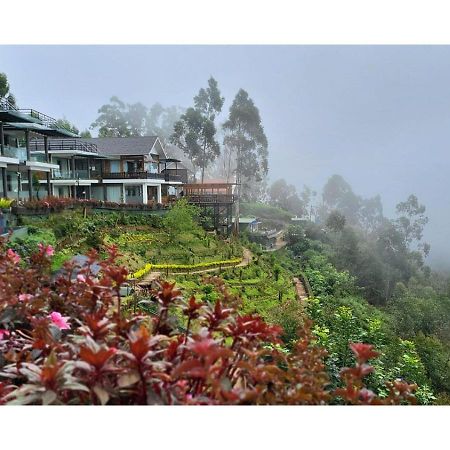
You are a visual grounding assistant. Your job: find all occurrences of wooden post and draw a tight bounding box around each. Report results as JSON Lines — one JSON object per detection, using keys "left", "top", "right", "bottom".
{"left": 0, "top": 122, "right": 4, "bottom": 156}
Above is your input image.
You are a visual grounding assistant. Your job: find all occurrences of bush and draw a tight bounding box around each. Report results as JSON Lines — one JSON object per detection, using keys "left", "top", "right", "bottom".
{"left": 0, "top": 240, "right": 416, "bottom": 405}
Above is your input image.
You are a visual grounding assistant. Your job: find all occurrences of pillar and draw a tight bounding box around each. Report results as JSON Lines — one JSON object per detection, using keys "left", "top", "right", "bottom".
{"left": 121, "top": 184, "right": 126, "bottom": 204}
{"left": 142, "top": 184, "right": 148, "bottom": 205}
{"left": 156, "top": 184, "right": 162, "bottom": 204}
{"left": 25, "top": 130, "right": 30, "bottom": 160}
{"left": 46, "top": 172, "right": 52, "bottom": 197}
{"left": 1, "top": 167, "right": 7, "bottom": 198}
{"left": 44, "top": 136, "right": 49, "bottom": 163}
{"left": 27, "top": 169, "right": 33, "bottom": 200}
{"left": 0, "top": 122, "right": 4, "bottom": 156}
{"left": 103, "top": 185, "right": 107, "bottom": 201}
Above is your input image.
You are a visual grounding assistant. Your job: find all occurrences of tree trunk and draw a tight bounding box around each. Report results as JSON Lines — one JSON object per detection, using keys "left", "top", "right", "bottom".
{"left": 201, "top": 135, "right": 207, "bottom": 183}
{"left": 234, "top": 148, "right": 241, "bottom": 237}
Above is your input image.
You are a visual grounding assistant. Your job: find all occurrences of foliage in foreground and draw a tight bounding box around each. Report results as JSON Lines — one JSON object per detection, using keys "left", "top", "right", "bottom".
{"left": 0, "top": 241, "right": 416, "bottom": 405}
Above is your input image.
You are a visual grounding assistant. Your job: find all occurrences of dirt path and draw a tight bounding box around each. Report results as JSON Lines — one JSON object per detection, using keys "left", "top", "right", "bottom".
{"left": 138, "top": 247, "right": 254, "bottom": 286}
{"left": 293, "top": 276, "right": 309, "bottom": 304}
{"left": 265, "top": 230, "right": 287, "bottom": 252}
{"left": 237, "top": 248, "right": 253, "bottom": 267}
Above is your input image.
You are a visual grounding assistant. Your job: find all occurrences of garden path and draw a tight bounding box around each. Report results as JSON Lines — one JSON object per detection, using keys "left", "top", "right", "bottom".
{"left": 138, "top": 247, "right": 254, "bottom": 285}
{"left": 293, "top": 277, "right": 309, "bottom": 304}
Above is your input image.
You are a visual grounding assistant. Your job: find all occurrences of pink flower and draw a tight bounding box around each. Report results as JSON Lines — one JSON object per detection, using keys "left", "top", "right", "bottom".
{"left": 0, "top": 329, "right": 10, "bottom": 340}
{"left": 18, "top": 293, "right": 33, "bottom": 302}
{"left": 48, "top": 311, "right": 71, "bottom": 330}
{"left": 77, "top": 274, "right": 86, "bottom": 283}
{"left": 38, "top": 243, "right": 54, "bottom": 257}
{"left": 6, "top": 248, "right": 20, "bottom": 264}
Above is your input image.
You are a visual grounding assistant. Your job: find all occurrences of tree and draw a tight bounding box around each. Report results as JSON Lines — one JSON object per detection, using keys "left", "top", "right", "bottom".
{"left": 146, "top": 103, "right": 183, "bottom": 144}
{"left": 223, "top": 89, "right": 268, "bottom": 235}
{"left": 171, "top": 77, "right": 224, "bottom": 182}
{"left": 55, "top": 118, "right": 79, "bottom": 135}
{"left": 321, "top": 175, "right": 361, "bottom": 225}
{"left": 268, "top": 179, "right": 305, "bottom": 216}
{"left": 395, "top": 194, "right": 429, "bottom": 248}
{"left": 0, "top": 72, "right": 17, "bottom": 107}
{"left": 90, "top": 96, "right": 132, "bottom": 137}
{"left": 326, "top": 210, "right": 346, "bottom": 232}
{"left": 126, "top": 102, "right": 147, "bottom": 136}
{"left": 79, "top": 130, "right": 92, "bottom": 138}
{"left": 163, "top": 199, "right": 201, "bottom": 242}
{"left": 91, "top": 98, "right": 183, "bottom": 140}
{"left": 32, "top": 173, "right": 42, "bottom": 200}
{"left": 359, "top": 195, "right": 384, "bottom": 234}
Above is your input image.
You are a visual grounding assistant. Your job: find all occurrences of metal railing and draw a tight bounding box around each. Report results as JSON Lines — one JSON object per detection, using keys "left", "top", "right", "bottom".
{"left": 102, "top": 171, "right": 182, "bottom": 182}
{"left": 0, "top": 97, "right": 18, "bottom": 111}
{"left": 1, "top": 100, "right": 75, "bottom": 134}
{"left": 30, "top": 139, "right": 98, "bottom": 154}
{"left": 16, "top": 109, "right": 75, "bottom": 134}
{"left": 52, "top": 169, "right": 91, "bottom": 180}
{"left": 186, "top": 194, "right": 235, "bottom": 205}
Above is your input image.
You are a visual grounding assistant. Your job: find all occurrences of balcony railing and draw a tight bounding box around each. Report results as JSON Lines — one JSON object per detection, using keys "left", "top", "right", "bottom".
{"left": 186, "top": 194, "right": 235, "bottom": 205}
{"left": 52, "top": 169, "right": 91, "bottom": 180}
{"left": 1, "top": 146, "right": 27, "bottom": 160}
{"left": 16, "top": 109, "right": 75, "bottom": 134}
{"left": 29, "top": 153, "right": 49, "bottom": 163}
{"left": 30, "top": 139, "right": 98, "bottom": 154}
{"left": 0, "top": 97, "right": 18, "bottom": 111}
{"left": 102, "top": 171, "right": 182, "bottom": 182}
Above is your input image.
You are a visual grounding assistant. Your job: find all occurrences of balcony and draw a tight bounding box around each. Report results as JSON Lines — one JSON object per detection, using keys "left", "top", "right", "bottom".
{"left": 102, "top": 171, "right": 182, "bottom": 182}
{"left": 29, "top": 153, "right": 48, "bottom": 163}
{"left": 2, "top": 146, "right": 27, "bottom": 161}
{"left": 17, "top": 109, "right": 74, "bottom": 134}
{"left": 52, "top": 169, "right": 91, "bottom": 180}
{"left": 186, "top": 194, "right": 235, "bottom": 205}
{"left": 0, "top": 97, "right": 17, "bottom": 111}
{"left": 30, "top": 139, "right": 98, "bottom": 154}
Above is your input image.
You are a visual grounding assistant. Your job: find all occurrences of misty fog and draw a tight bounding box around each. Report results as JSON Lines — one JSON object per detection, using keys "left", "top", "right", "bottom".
{"left": 1, "top": 45, "right": 449, "bottom": 269}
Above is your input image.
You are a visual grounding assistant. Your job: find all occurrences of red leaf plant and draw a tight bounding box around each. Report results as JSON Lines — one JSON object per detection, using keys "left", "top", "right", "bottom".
{"left": 0, "top": 238, "right": 416, "bottom": 405}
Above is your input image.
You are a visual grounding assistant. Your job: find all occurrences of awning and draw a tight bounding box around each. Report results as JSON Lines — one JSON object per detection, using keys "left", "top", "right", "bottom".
{"left": 3, "top": 122, "right": 78, "bottom": 138}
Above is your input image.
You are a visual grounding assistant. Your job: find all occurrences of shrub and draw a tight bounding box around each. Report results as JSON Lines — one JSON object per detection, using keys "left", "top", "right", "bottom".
{"left": 0, "top": 198, "right": 14, "bottom": 209}
{"left": 0, "top": 240, "right": 416, "bottom": 405}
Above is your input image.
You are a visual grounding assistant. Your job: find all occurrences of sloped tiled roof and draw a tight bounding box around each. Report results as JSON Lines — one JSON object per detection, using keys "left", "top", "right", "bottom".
{"left": 164, "top": 143, "right": 195, "bottom": 173}
{"left": 82, "top": 136, "right": 160, "bottom": 156}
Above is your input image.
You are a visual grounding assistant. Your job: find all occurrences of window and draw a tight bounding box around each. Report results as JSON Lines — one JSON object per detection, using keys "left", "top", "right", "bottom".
{"left": 126, "top": 186, "right": 141, "bottom": 197}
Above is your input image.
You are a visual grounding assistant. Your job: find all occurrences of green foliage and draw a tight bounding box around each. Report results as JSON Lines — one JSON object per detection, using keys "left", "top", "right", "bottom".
{"left": 9, "top": 228, "right": 56, "bottom": 259}
{"left": 90, "top": 96, "right": 183, "bottom": 139}
{"left": 268, "top": 179, "right": 305, "bottom": 216}
{"left": 269, "top": 298, "right": 304, "bottom": 345}
{"left": 0, "top": 72, "right": 16, "bottom": 106}
{"left": 164, "top": 199, "right": 201, "bottom": 241}
{"left": 414, "top": 334, "right": 450, "bottom": 393}
{"left": 171, "top": 77, "right": 224, "bottom": 181}
{"left": 240, "top": 202, "right": 293, "bottom": 224}
{"left": 303, "top": 253, "right": 357, "bottom": 298}
{"left": 0, "top": 198, "right": 14, "bottom": 209}
{"left": 55, "top": 118, "right": 79, "bottom": 135}
{"left": 326, "top": 210, "right": 346, "bottom": 232}
{"left": 223, "top": 89, "right": 268, "bottom": 182}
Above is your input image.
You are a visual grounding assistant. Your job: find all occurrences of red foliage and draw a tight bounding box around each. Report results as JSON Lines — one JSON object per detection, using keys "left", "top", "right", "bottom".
{"left": 0, "top": 239, "right": 416, "bottom": 405}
